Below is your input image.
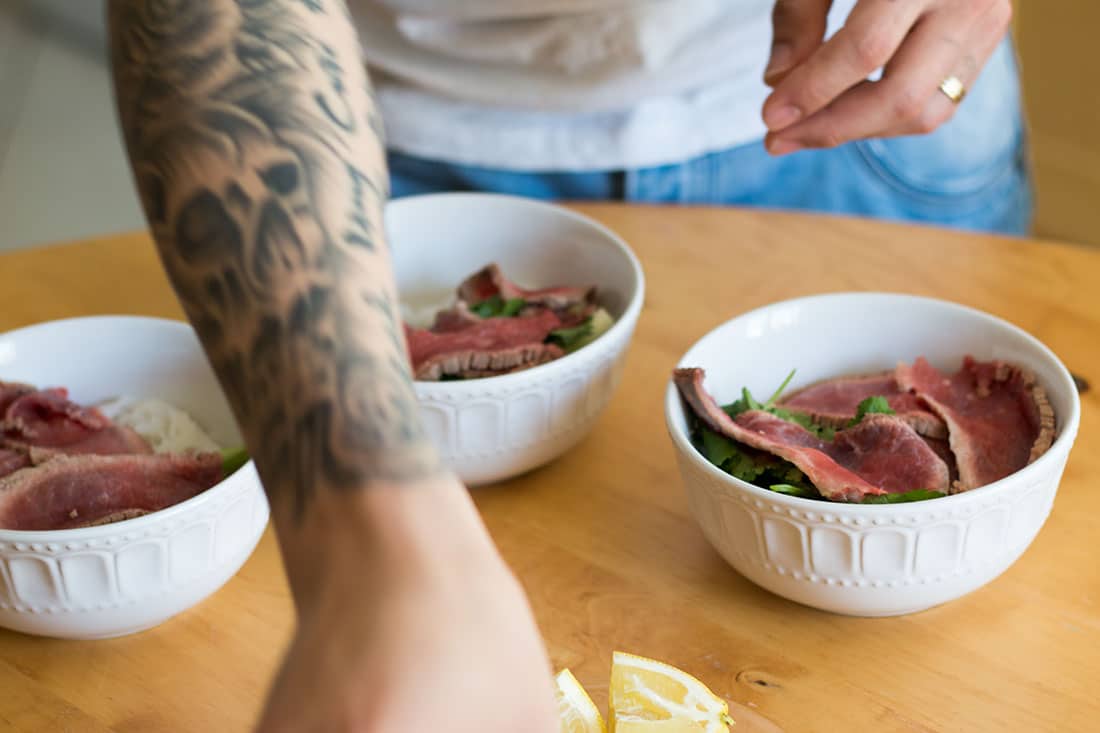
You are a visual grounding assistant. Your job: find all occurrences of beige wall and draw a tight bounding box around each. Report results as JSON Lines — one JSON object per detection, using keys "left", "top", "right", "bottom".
{"left": 1014, "top": 1, "right": 1100, "bottom": 246}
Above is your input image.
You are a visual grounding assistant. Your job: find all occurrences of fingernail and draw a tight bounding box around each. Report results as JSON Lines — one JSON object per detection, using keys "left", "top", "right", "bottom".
{"left": 764, "top": 104, "right": 802, "bottom": 130}
{"left": 767, "top": 137, "right": 803, "bottom": 156}
{"left": 764, "top": 43, "right": 793, "bottom": 84}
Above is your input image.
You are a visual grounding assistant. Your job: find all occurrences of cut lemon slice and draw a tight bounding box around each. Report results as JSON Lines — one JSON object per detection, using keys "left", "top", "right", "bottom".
{"left": 557, "top": 668, "right": 607, "bottom": 733}
{"left": 609, "top": 651, "right": 733, "bottom": 733}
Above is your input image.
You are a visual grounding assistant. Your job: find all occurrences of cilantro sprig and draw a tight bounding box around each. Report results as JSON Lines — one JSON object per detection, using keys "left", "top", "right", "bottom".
{"left": 721, "top": 370, "right": 835, "bottom": 440}
{"left": 848, "top": 395, "right": 895, "bottom": 426}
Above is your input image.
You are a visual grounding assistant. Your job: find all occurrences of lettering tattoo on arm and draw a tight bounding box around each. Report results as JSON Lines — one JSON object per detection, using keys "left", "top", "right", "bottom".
{"left": 108, "top": 0, "right": 440, "bottom": 522}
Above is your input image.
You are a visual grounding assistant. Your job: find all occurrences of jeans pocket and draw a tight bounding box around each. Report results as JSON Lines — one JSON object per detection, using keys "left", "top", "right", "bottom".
{"left": 851, "top": 39, "right": 1029, "bottom": 211}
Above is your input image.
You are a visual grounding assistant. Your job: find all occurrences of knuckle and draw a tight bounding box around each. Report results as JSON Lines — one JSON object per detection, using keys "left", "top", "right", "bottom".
{"left": 891, "top": 86, "right": 926, "bottom": 122}
{"left": 850, "top": 29, "right": 894, "bottom": 70}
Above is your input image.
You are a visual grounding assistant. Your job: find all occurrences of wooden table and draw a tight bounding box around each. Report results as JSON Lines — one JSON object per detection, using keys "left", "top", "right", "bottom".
{"left": 0, "top": 207, "right": 1097, "bottom": 732}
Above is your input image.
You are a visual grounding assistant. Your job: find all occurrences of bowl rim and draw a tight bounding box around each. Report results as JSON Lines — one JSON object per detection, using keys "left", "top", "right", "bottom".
{"left": 0, "top": 314, "right": 258, "bottom": 541}
{"left": 664, "top": 291, "right": 1083, "bottom": 515}
{"left": 388, "top": 193, "right": 646, "bottom": 392}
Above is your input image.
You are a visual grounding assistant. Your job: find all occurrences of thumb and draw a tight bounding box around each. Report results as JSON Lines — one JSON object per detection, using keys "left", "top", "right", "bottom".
{"left": 766, "top": 0, "right": 834, "bottom": 86}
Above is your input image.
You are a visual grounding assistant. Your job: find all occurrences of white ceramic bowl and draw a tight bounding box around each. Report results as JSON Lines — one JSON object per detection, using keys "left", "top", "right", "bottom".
{"left": 0, "top": 317, "right": 269, "bottom": 638}
{"left": 389, "top": 193, "right": 645, "bottom": 485}
{"left": 665, "top": 293, "right": 1081, "bottom": 617}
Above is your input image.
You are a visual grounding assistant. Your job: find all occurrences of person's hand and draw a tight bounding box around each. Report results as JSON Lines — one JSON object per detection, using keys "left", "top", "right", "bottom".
{"left": 761, "top": 0, "right": 1013, "bottom": 154}
{"left": 253, "top": 476, "right": 559, "bottom": 733}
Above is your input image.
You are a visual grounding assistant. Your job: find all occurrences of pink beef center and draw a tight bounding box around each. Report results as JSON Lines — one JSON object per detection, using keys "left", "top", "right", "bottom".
{"left": 0, "top": 454, "right": 224, "bottom": 531}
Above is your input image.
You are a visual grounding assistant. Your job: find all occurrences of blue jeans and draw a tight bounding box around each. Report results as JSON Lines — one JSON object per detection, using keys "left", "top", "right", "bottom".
{"left": 389, "top": 40, "right": 1031, "bottom": 236}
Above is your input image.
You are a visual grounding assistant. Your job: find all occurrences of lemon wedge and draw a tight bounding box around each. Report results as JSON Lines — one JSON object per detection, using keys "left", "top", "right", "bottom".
{"left": 609, "top": 651, "right": 734, "bottom": 733}
{"left": 557, "top": 668, "right": 607, "bottom": 733}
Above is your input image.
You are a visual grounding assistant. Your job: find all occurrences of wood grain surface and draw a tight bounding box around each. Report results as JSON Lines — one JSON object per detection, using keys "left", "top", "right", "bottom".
{"left": 0, "top": 206, "right": 1096, "bottom": 732}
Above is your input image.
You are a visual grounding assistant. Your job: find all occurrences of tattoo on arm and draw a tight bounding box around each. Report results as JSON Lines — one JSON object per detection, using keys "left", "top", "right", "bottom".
{"left": 108, "top": 0, "right": 439, "bottom": 523}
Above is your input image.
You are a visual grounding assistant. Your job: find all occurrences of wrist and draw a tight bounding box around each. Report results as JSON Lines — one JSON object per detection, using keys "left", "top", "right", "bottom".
{"left": 272, "top": 471, "right": 500, "bottom": 621}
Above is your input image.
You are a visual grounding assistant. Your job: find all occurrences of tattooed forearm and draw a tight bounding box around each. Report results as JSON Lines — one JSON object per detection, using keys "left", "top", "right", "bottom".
{"left": 108, "top": 0, "right": 440, "bottom": 523}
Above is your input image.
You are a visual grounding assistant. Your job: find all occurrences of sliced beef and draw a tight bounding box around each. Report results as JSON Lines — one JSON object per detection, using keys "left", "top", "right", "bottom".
{"left": 406, "top": 309, "right": 563, "bottom": 380}
{"left": 0, "top": 452, "right": 224, "bottom": 531}
{"left": 921, "top": 436, "right": 959, "bottom": 486}
{"left": 827, "top": 413, "right": 951, "bottom": 494}
{"left": 4, "top": 387, "right": 107, "bottom": 435}
{"left": 457, "top": 263, "right": 594, "bottom": 310}
{"left": 0, "top": 381, "right": 34, "bottom": 416}
{"left": 79, "top": 508, "right": 151, "bottom": 526}
{"left": 7, "top": 426, "right": 151, "bottom": 457}
{"left": 431, "top": 301, "right": 482, "bottom": 333}
{"left": 3, "top": 388, "right": 151, "bottom": 456}
{"left": 414, "top": 343, "right": 564, "bottom": 381}
{"left": 779, "top": 372, "right": 947, "bottom": 439}
{"left": 675, "top": 368, "right": 950, "bottom": 502}
{"left": 0, "top": 446, "right": 30, "bottom": 480}
{"left": 435, "top": 292, "right": 594, "bottom": 332}
{"left": 896, "top": 357, "right": 1056, "bottom": 491}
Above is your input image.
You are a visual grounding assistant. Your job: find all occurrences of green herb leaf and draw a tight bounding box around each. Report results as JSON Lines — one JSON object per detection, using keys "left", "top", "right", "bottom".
{"left": 220, "top": 446, "right": 249, "bottom": 475}
{"left": 693, "top": 419, "right": 822, "bottom": 500}
{"left": 722, "top": 370, "right": 796, "bottom": 418}
{"left": 848, "top": 395, "right": 896, "bottom": 427}
{"left": 699, "top": 425, "right": 740, "bottom": 467}
{"left": 697, "top": 427, "right": 767, "bottom": 482}
{"left": 772, "top": 462, "right": 810, "bottom": 486}
{"left": 547, "top": 318, "right": 594, "bottom": 352}
{"left": 764, "top": 369, "right": 797, "bottom": 408}
{"left": 470, "top": 295, "right": 526, "bottom": 318}
{"left": 768, "top": 483, "right": 820, "bottom": 499}
{"left": 775, "top": 408, "right": 836, "bottom": 440}
{"left": 500, "top": 297, "right": 526, "bottom": 317}
{"left": 722, "top": 372, "right": 835, "bottom": 440}
{"left": 469, "top": 295, "right": 502, "bottom": 318}
{"left": 721, "top": 387, "right": 761, "bottom": 419}
{"left": 694, "top": 425, "right": 820, "bottom": 489}
{"left": 861, "top": 489, "right": 946, "bottom": 504}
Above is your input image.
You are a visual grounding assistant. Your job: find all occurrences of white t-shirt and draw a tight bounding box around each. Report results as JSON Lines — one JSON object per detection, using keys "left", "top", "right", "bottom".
{"left": 350, "top": 0, "right": 856, "bottom": 171}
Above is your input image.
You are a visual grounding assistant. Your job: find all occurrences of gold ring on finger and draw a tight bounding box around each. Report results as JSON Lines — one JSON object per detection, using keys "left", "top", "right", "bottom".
{"left": 938, "top": 75, "right": 967, "bottom": 104}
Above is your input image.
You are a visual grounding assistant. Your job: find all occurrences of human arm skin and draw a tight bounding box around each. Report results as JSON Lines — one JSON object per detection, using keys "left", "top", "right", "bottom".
{"left": 107, "top": 2, "right": 558, "bottom": 730}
